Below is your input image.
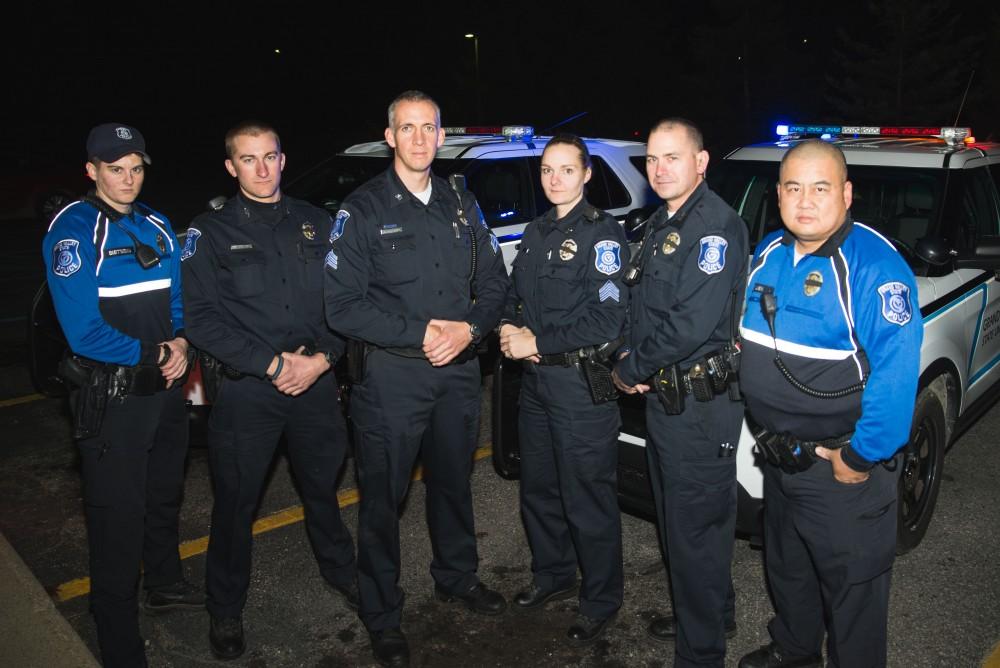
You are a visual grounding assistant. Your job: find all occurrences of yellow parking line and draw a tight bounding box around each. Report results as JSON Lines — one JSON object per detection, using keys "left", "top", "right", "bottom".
{"left": 984, "top": 640, "right": 1000, "bottom": 667}
{"left": 54, "top": 445, "right": 493, "bottom": 603}
{"left": 0, "top": 393, "right": 45, "bottom": 408}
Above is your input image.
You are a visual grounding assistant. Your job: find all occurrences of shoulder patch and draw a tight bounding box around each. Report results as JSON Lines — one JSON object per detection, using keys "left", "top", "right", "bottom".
{"left": 330, "top": 210, "right": 350, "bottom": 243}
{"left": 697, "top": 235, "right": 728, "bottom": 275}
{"left": 325, "top": 249, "right": 338, "bottom": 271}
{"left": 594, "top": 240, "right": 622, "bottom": 275}
{"left": 181, "top": 228, "right": 201, "bottom": 261}
{"left": 52, "top": 239, "right": 82, "bottom": 277}
{"left": 878, "top": 281, "right": 912, "bottom": 326}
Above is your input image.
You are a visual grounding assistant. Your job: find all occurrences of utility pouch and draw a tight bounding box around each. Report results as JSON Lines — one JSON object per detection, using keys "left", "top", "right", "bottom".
{"left": 654, "top": 365, "right": 685, "bottom": 415}
{"left": 198, "top": 351, "right": 224, "bottom": 403}
{"left": 580, "top": 354, "right": 619, "bottom": 404}
{"left": 345, "top": 339, "right": 367, "bottom": 384}
{"left": 687, "top": 361, "right": 715, "bottom": 402}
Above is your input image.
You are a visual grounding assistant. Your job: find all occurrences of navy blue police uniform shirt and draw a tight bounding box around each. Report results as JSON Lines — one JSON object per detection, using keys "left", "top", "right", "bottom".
{"left": 616, "top": 181, "right": 749, "bottom": 386}
{"left": 740, "top": 218, "right": 923, "bottom": 471}
{"left": 180, "top": 194, "right": 345, "bottom": 378}
{"left": 324, "top": 168, "right": 510, "bottom": 347}
{"left": 503, "top": 199, "right": 629, "bottom": 353}
{"left": 44, "top": 199, "right": 183, "bottom": 366}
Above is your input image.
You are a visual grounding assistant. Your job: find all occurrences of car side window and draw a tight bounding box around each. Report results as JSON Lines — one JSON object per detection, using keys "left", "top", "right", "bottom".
{"left": 585, "top": 157, "right": 632, "bottom": 211}
{"left": 463, "top": 158, "right": 536, "bottom": 228}
{"left": 958, "top": 168, "right": 999, "bottom": 244}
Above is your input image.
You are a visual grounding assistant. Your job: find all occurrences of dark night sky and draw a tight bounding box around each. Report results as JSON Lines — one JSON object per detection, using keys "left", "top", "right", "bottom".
{"left": 7, "top": 0, "right": 999, "bottom": 224}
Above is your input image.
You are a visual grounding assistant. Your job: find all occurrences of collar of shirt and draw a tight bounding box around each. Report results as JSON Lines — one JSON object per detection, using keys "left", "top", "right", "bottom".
{"left": 653, "top": 180, "right": 708, "bottom": 231}
{"left": 385, "top": 167, "right": 446, "bottom": 209}
{"left": 235, "top": 192, "right": 291, "bottom": 226}
{"left": 780, "top": 214, "right": 854, "bottom": 258}
{"left": 541, "top": 198, "right": 590, "bottom": 235}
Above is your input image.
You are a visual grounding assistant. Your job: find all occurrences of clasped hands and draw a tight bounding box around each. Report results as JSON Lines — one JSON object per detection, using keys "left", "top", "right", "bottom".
{"left": 498, "top": 324, "right": 540, "bottom": 363}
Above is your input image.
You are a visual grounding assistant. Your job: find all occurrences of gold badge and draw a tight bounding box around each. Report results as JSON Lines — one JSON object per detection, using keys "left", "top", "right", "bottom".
{"left": 662, "top": 232, "right": 680, "bottom": 255}
{"left": 301, "top": 222, "right": 316, "bottom": 241}
{"left": 156, "top": 234, "right": 166, "bottom": 253}
{"left": 559, "top": 239, "right": 577, "bottom": 261}
{"left": 804, "top": 271, "right": 823, "bottom": 297}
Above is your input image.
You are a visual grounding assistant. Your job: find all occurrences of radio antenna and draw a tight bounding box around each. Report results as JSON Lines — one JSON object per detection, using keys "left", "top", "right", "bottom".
{"left": 952, "top": 68, "right": 975, "bottom": 127}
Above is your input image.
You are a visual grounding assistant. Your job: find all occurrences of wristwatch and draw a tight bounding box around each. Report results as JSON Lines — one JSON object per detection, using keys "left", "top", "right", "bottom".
{"left": 319, "top": 350, "right": 336, "bottom": 366}
{"left": 469, "top": 322, "right": 482, "bottom": 345}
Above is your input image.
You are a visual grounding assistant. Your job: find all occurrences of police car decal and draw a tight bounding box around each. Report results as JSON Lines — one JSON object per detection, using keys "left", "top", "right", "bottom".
{"left": 698, "top": 235, "right": 727, "bottom": 275}
{"left": 325, "top": 249, "right": 338, "bottom": 270}
{"left": 52, "top": 239, "right": 82, "bottom": 277}
{"left": 594, "top": 240, "right": 622, "bottom": 275}
{"left": 878, "top": 281, "right": 912, "bottom": 325}
{"left": 330, "top": 210, "right": 349, "bottom": 243}
{"left": 599, "top": 280, "right": 620, "bottom": 303}
{"left": 181, "top": 228, "right": 201, "bottom": 261}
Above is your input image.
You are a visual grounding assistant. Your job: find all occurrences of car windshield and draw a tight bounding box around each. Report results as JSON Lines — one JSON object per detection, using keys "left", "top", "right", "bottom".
{"left": 284, "top": 154, "right": 467, "bottom": 214}
{"left": 710, "top": 160, "right": 947, "bottom": 267}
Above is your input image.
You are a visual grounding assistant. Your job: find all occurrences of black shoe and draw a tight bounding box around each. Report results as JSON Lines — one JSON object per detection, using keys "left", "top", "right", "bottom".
{"left": 646, "top": 614, "right": 737, "bottom": 643}
{"left": 143, "top": 579, "right": 206, "bottom": 613}
{"left": 738, "top": 642, "right": 822, "bottom": 668}
{"left": 566, "top": 613, "right": 615, "bottom": 644}
{"left": 370, "top": 628, "right": 409, "bottom": 668}
{"left": 434, "top": 582, "right": 507, "bottom": 615}
{"left": 209, "top": 615, "right": 246, "bottom": 661}
{"left": 326, "top": 579, "right": 360, "bottom": 611}
{"left": 513, "top": 582, "right": 579, "bottom": 610}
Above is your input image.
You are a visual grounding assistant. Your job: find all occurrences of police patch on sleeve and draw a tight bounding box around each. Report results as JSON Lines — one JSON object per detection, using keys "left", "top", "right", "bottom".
{"left": 325, "top": 249, "right": 338, "bottom": 271}
{"left": 181, "top": 227, "right": 201, "bottom": 261}
{"left": 52, "top": 239, "right": 82, "bottom": 277}
{"left": 599, "top": 279, "right": 620, "bottom": 303}
{"left": 878, "top": 281, "right": 912, "bottom": 325}
{"left": 489, "top": 231, "right": 499, "bottom": 255}
{"left": 330, "top": 210, "right": 349, "bottom": 243}
{"left": 697, "top": 235, "right": 728, "bottom": 275}
{"left": 594, "top": 240, "right": 622, "bottom": 275}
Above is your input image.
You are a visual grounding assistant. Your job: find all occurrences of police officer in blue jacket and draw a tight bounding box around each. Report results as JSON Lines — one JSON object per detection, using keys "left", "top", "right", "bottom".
{"left": 181, "top": 121, "right": 357, "bottom": 661}
{"left": 737, "top": 140, "right": 922, "bottom": 668}
{"left": 324, "top": 91, "right": 510, "bottom": 668}
{"left": 43, "top": 123, "right": 202, "bottom": 667}
{"left": 498, "top": 134, "right": 628, "bottom": 643}
{"left": 612, "top": 119, "right": 747, "bottom": 668}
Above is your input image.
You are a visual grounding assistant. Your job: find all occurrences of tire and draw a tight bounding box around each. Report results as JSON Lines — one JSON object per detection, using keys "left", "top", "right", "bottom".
{"left": 896, "top": 385, "right": 946, "bottom": 555}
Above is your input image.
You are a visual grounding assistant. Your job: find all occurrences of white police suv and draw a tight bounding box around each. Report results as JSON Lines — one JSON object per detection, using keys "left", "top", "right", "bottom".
{"left": 492, "top": 123, "right": 1000, "bottom": 554}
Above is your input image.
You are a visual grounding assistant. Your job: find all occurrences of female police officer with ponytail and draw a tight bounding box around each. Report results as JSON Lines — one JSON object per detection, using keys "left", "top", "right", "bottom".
{"left": 499, "top": 134, "right": 629, "bottom": 644}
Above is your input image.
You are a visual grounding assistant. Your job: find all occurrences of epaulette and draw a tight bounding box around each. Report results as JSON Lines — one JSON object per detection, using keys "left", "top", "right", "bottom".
{"left": 582, "top": 204, "right": 600, "bottom": 222}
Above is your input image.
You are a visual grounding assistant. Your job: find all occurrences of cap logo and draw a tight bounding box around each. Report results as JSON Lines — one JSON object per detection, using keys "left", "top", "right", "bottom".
{"left": 116, "top": 127, "right": 133, "bottom": 140}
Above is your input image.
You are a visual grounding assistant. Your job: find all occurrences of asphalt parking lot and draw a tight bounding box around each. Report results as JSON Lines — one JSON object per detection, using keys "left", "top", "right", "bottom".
{"left": 1, "top": 346, "right": 999, "bottom": 667}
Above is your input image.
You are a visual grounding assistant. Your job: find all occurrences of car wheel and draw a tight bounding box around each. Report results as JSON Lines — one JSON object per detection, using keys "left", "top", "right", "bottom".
{"left": 896, "top": 384, "right": 946, "bottom": 555}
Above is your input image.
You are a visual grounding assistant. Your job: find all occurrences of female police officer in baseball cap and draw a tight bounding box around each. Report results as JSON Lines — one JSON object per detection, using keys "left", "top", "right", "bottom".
{"left": 498, "top": 134, "right": 629, "bottom": 643}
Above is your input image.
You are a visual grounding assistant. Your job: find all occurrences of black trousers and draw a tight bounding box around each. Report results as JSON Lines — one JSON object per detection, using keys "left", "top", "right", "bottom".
{"left": 645, "top": 393, "right": 741, "bottom": 668}
{"left": 77, "top": 386, "right": 188, "bottom": 668}
{"left": 763, "top": 458, "right": 899, "bottom": 668}
{"left": 518, "top": 364, "right": 623, "bottom": 619}
{"left": 349, "top": 350, "right": 482, "bottom": 632}
{"left": 205, "top": 372, "right": 355, "bottom": 618}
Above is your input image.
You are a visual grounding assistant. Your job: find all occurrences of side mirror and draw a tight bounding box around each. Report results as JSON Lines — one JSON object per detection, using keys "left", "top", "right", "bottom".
{"left": 207, "top": 196, "right": 226, "bottom": 212}
{"left": 954, "top": 236, "right": 1000, "bottom": 270}
{"left": 914, "top": 237, "right": 952, "bottom": 266}
{"left": 623, "top": 206, "right": 655, "bottom": 242}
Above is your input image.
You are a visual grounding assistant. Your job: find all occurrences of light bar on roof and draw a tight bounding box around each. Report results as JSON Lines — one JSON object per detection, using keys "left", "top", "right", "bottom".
{"left": 501, "top": 125, "right": 535, "bottom": 141}
{"left": 443, "top": 126, "right": 503, "bottom": 135}
{"left": 776, "top": 124, "right": 972, "bottom": 145}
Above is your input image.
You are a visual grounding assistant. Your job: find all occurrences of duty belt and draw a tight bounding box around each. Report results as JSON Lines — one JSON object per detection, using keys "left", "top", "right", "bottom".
{"left": 62, "top": 355, "right": 167, "bottom": 396}
{"left": 745, "top": 412, "right": 852, "bottom": 474}
{"left": 537, "top": 350, "right": 586, "bottom": 366}
{"left": 368, "top": 344, "right": 478, "bottom": 365}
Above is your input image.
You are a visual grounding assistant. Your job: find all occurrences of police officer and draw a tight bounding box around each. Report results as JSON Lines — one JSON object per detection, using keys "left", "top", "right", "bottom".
{"left": 44, "top": 122, "right": 202, "bottom": 667}
{"left": 737, "top": 140, "right": 922, "bottom": 668}
{"left": 498, "top": 134, "right": 628, "bottom": 643}
{"left": 612, "top": 118, "right": 747, "bottom": 667}
{"left": 324, "top": 90, "right": 510, "bottom": 668}
{"left": 181, "top": 121, "right": 357, "bottom": 661}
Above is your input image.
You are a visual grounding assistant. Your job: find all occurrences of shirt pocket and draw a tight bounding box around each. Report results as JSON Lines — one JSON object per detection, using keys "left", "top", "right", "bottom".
{"left": 219, "top": 249, "right": 266, "bottom": 298}
{"left": 538, "top": 262, "right": 580, "bottom": 311}
{"left": 298, "top": 240, "right": 328, "bottom": 291}
{"left": 372, "top": 236, "right": 419, "bottom": 285}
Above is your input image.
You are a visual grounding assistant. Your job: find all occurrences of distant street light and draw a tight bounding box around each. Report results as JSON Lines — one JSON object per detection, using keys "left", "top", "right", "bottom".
{"left": 465, "top": 33, "right": 481, "bottom": 121}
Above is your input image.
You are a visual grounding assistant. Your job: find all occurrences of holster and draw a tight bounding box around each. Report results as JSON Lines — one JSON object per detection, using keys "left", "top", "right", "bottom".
{"left": 345, "top": 339, "right": 367, "bottom": 384}
{"left": 579, "top": 353, "right": 619, "bottom": 404}
{"left": 654, "top": 364, "right": 685, "bottom": 415}
{"left": 746, "top": 413, "right": 851, "bottom": 474}
{"left": 198, "top": 351, "right": 225, "bottom": 403}
{"left": 58, "top": 355, "right": 110, "bottom": 440}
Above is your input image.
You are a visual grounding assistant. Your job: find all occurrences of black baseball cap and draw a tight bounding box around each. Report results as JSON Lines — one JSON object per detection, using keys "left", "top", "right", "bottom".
{"left": 86, "top": 123, "right": 152, "bottom": 164}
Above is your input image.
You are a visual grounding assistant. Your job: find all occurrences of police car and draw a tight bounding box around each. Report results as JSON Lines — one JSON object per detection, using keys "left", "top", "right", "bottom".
{"left": 493, "top": 123, "right": 1000, "bottom": 554}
